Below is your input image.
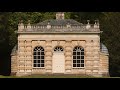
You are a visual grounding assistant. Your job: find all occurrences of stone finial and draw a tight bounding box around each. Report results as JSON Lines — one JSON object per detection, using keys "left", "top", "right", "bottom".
{"left": 56, "top": 12, "right": 64, "bottom": 20}
{"left": 47, "top": 21, "right": 51, "bottom": 29}
{"left": 66, "top": 22, "right": 71, "bottom": 28}
{"left": 27, "top": 20, "right": 31, "bottom": 29}
{"left": 94, "top": 20, "right": 99, "bottom": 28}
{"left": 86, "top": 20, "right": 91, "bottom": 29}
{"left": 94, "top": 20, "right": 97, "bottom": 28}
{"left": 95, "top": 20, "right": 97, "bottom": 24}
{"left": 18, "top": 20, "right": 24, "bottom": 31}
{"left": 87, "top": 20, "right": 90, "bottom": 24}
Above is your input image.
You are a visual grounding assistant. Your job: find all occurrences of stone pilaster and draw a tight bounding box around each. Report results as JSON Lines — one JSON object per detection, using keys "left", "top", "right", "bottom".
{"left": 65, "top": 40, "right": 72, "bottom": 73}
{"left": 45, "top": 40, "right": 52, "bottom": 74}
{"left": 92, "top": 40, "right": 100, "bottom": 76}
{"left": 16, "top": 40, "right": 26, "bottom": 76}
{"left": 11, "top": 55, "right": 17, "bottom": 75}
{"left": 99, "top": 53, "right": 109, "bottom": 76}
{"left": 25, "top": 40, "right": 32, "bottom": 75}
{"left": 85, "top": 40, "right": 94, "bottom": 75}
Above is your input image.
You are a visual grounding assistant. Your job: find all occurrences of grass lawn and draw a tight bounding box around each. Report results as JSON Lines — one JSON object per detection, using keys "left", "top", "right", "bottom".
{"left": 0, "top": 75, "right": 112, "bottom": 78}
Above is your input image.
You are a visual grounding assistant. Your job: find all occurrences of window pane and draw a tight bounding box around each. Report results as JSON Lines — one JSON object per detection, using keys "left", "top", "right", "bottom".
{"left": 73, "top": 64, "right": 76, "bottom": 67}
{"left": 73, "top": 60, "right": 76, "bottom": 63}
{"left": 81, "top": 56, "right": 84, "bottom": 59}
{"left": 73, "top": 56, "right": 76, "bottom": 59}
{"left": 73, "top": 49, "right": 76, "bottom": 51}
{"left": 77, "top": 64, "right": 80, "bottom": 67}
{"left": 81, "top": 52, "right": 84, "bottom": 55}
{"left": 38, "top": 52, "right": 40, "bottom": 55}
{"left": 41, "top": 60, "right": 44, "bottom": 63}
{"left": 34, "top": 52, "right": 37, "bottom": 55}
{"left": 38, "top": 64, "right": 40, "bottom": 67}
{"left": 77, "top": 60, "right": 80, "bottom": 63}
{"left": 77, "top": 52, "right": 80, "bottom": 55}
{"left": 34, "top": 64, "right": 36, "bottom": 67}
{"left": 41, "top": 52, "right": 44, "bottom": 55}
{"left": 34, "top": 60, "right": 37, "bottom": 63}
{"left": 81, "top": 60, "right": 84, "bottom": 63}
{"left": 41, "top": 48, "right": 44, "bottom": 51}
{"left": 77, "top": 56, "right": 80, "bottom": 59}
{"left": 41, "top": 56, "right": 44, "bottom": 59}
{"left": 34, "top": 56, "right": 36, "bottom": 59}
{"left": 54, "top": 47, "right": 63, "bottom": 52}
{"left": 81, "top": 49, "right": 84, "bottom": 52}
{"left": 41, "top": 64, "right": 44, "bottom": 67}
{"left": 73, "top": 52, "right": 76, "bottom": 55}
{"left": 81, "top": 64, "right": 84, "bottom": 67}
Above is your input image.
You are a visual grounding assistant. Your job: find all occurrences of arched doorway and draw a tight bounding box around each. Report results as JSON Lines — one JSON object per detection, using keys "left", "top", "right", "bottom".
{"left": 52, "top": 46, "right": 65, "bottom": 73}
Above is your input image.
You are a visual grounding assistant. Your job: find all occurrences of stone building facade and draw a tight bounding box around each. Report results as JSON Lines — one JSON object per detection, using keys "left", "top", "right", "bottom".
{"left": 11, "top": 12, "right": 109, "bottom": 77}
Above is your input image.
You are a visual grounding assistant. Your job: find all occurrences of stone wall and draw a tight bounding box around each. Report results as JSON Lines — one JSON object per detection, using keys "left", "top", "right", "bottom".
{"left": 11, "top": 33, "right": 105, "bottom": 76}
{"left": 85, "top": 39, "right": 100, "bottom": 76}
{"left": 11, "top": 55, "right": 17, "bottom": 75}
{"left": 99, "top": 53, "right": 109, "bottom": 76}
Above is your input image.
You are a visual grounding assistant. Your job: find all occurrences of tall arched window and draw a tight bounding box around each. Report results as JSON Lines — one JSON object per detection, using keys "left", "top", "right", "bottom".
{"left": 33, "top": 46, "right": 44, "bottom": 67}
{"left": 73, "top": 46, "right": 84, "bottom": 68}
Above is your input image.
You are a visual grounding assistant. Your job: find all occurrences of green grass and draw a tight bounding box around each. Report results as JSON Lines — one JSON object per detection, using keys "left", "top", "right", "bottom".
{"left": 0, "top": 75, "right": 113, "bottom": 78}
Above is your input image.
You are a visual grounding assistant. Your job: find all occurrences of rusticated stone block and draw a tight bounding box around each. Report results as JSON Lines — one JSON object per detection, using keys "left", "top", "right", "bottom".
{"left": 45, "top": 56, "right": 52, "bottom": 60}
{"left": 45, "top": 60, "right": 52, "bottom": 65}
{"left": 45, "top": 52, "right": 52, "bottom": 56}
{"left": 86, "top": 70, "right": 92, "bottom": 74}
{"left": 65, "top": 46, "right": 72, "bottom": 50}
{"left": 65, "top": 60, "right": 72, "bottom": 65}
{"left": 65, "top": 65, "right": 72, "bottom": 69}
{"left": 65, "top": 51, "right": 72, "bottom": 56}
{"left": 45, "top": 65, "right": 52, "bottom": 70}
{"left": 45, "top": 47, "right": 52, "bottom": 51}
{"left": 65, "top": 56, "right": 72, "bottom": 60}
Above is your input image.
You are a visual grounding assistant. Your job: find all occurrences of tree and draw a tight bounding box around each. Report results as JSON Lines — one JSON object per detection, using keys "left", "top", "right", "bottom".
{"left": 100, "top": 12, "right": 120, "bottom": 76}
{"left": 70, "top": 12, "right": 104, "bottom": 23}
{"left": 0, "top": 12, "right": 10, "bottom": 75}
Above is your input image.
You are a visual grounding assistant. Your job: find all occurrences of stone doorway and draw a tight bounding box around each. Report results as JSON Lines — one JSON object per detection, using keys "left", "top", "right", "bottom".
{"left": 52, "top": 47, "right": 65, "bottom": 73}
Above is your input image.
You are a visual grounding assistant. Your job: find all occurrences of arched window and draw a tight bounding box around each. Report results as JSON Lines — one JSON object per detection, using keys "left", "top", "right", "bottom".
{"left": 73, "top": 46, "right": 84, "bottom": 68}
{"left": 33, "top": 46, "right": 44, "bottom": 67}
{"left": 54, "top": 46, "right": 63, "bottom": 52}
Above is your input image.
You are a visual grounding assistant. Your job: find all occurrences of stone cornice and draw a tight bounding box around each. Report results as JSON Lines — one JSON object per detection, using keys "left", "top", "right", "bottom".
{"left": 17, "top": 32, "right": 101, "bottom": 34}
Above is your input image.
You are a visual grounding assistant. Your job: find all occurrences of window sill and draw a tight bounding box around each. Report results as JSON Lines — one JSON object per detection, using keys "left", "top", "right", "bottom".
{"left": 72, "top": 67, "right": 85, "bottom": 69}
{"left": 33, "top": 67, "right": 45, "bottom": 69}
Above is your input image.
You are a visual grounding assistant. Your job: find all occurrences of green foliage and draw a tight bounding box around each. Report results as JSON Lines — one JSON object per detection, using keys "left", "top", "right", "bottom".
{"left": 70, "top": 12, "right": 104, "bottom": 23}
{"left": 0, "top": 12, "right": 11, "bottom": 75}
